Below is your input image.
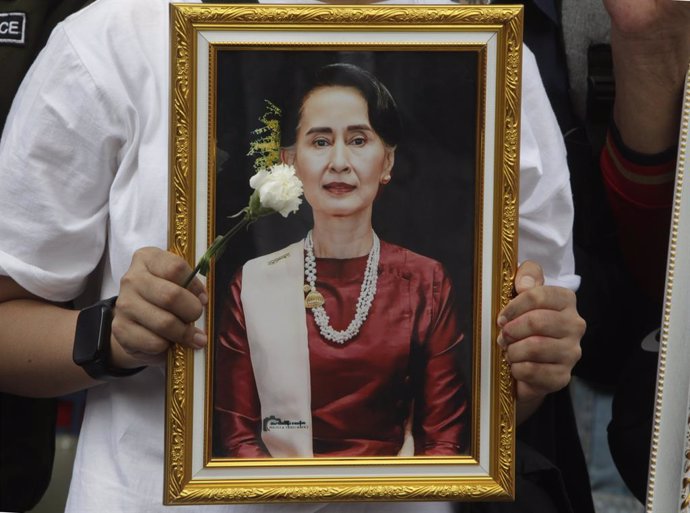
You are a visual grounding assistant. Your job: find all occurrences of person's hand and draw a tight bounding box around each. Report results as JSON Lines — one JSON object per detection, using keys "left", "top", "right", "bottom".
{"left": 497, "top": 261, "right": 585, "bottom": 420}
{"left": 110, "top": 247, "right": 208, "bottom": 367}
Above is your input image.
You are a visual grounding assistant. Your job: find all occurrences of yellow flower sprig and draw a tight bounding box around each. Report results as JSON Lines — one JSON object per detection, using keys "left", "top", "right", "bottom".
{"left": 183, "top": 100, "right": 301, "bottom": 288}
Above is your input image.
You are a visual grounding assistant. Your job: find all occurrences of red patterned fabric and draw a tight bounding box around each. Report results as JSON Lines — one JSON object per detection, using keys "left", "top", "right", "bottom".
{"left": 215, "top": 241, "right": 469, "bottom": 458}
{"left": 601, "top": 131, "right": 675, "bottom": 301}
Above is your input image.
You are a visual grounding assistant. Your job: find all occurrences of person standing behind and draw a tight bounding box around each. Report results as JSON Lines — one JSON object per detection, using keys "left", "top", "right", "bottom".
{"left": 0, "top": 2, "right": 93, "bottom": 511}
{"left": 0, "top": 1, "right": 584, "bottom": 512}
{"left": 601, "top": 0, "right": 690, "bottom": 503}
{"left": 503, "top": 0, "right": 689, "bottom": 506}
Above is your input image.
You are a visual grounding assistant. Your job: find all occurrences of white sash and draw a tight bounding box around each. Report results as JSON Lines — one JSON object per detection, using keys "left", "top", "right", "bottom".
{"left": 241, "top": 240, "right": 314, "bottom": 457}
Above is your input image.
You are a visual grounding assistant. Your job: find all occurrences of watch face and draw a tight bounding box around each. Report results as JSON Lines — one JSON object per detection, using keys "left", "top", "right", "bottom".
{"left": 73, "top": 303, "right": 112, "bottom": 365}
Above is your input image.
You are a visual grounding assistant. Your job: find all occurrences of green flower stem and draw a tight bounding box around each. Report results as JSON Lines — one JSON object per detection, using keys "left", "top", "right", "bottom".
{"left": 182, "top": 214, "right": 251, "bottom": 288}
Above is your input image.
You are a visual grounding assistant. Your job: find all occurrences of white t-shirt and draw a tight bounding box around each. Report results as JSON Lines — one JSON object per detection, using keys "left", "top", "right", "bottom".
{"left": 0, "top": 0, "right": 577, "bottom": 511}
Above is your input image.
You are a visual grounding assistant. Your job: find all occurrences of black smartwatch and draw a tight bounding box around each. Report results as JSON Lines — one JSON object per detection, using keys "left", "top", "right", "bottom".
{"left": 73, "top": 296, "right": 146, "bottom": 380}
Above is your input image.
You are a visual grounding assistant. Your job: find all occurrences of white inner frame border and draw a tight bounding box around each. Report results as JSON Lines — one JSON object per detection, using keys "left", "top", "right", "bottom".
{"left": 190, "top": 27, "right": 501, "bottom": 480}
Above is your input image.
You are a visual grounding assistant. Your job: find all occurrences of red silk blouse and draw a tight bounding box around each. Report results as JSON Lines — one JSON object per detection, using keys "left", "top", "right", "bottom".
{"left": 214, "top": 241, "right": 468, "bottom": 458}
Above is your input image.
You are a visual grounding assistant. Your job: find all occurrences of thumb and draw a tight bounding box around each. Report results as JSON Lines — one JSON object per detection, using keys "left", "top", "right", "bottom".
{"left": 514, "top": 260, "right": 545, "bottom": 294}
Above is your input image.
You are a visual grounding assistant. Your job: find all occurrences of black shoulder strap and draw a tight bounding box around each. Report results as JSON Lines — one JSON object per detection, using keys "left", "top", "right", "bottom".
{"left": 585, "top": 43, "right": 614, "bottom": 153}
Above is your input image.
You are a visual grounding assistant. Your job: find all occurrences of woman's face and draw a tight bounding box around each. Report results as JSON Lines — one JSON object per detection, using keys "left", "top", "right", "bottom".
{"left": 283, "top": 86, "right": 395, "bottom": 220}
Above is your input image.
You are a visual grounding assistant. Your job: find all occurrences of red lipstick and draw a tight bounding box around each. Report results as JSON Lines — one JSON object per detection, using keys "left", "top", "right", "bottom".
{"left": 323, "top": 182, "right": 356, "bottom": 194}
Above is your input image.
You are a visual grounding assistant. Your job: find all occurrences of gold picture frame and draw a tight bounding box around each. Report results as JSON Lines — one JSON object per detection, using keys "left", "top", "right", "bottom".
{"left": 166, "top": 3, "right": 522, "bottom": 504}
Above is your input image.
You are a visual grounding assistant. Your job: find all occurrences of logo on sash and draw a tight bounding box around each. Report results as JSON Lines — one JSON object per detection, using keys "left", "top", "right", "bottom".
{"left": 0, "top": 13, "right": 26, "bottom": 45}
{"left": 263, "top": 415, "right": 308, "bottom": 432}
{"left": 267, "top": 252, "right": 290, "bottom": 265}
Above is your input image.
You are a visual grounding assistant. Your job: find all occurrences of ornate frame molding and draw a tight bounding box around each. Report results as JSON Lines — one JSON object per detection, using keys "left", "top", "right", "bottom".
{"left": 167, "top": 3, "right": 522, "bottom": 504}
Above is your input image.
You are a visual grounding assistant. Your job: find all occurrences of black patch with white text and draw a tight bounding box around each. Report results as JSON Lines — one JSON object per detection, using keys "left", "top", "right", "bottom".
{"left": 0, "top": 12, "right": 26, "bottom": 45}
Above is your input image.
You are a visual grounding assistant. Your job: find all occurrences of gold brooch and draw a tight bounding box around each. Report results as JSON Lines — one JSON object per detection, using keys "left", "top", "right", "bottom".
{"left": 303, "top": 284, "right": 325, "bottom": 309}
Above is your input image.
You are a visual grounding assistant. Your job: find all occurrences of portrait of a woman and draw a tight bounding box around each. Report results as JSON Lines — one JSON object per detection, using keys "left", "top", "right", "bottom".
{"left": 214, "top": 63, "right": 469, "bottom": 458}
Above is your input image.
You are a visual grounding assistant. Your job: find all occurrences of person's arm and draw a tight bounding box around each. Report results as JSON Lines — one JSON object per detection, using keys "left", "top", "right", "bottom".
{"left": 599, "top": 0, "right": 689, "bottom": 300}
{"left": 604, "top": 0, "right": 690, "bottom": 154}
{"left": 214, "top": 270, "right": 270, "bottom": 458}
{"left": 498, "top": 261, "right": 585, "bottom": 425}
{"left": 0, "top": 23, "right": 208, "bottom": 396}
{"left": 413, "top": 264, "right": 468, "bottom": 456}
{"left": 0, "top": 277, "right": 84, "bottom": 396}
{"left": 0, "top": 248, "right": 208, "bottom": 397}
{"left": 512, "top": 47, "right": 585, "bottom": 422}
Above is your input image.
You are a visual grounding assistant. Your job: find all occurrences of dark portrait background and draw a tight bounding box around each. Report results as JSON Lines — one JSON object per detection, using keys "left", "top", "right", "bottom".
{"left": 211, "top": 49, "right": 479, "bottom": 455}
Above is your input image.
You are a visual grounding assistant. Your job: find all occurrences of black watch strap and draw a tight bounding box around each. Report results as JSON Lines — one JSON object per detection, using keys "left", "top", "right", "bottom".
{"left": 73, "top": 296, "right": 147, "bottom": 381}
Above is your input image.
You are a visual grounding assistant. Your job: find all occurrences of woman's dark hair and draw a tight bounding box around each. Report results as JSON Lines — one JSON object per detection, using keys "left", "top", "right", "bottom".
{"left": 280, "top": 63, "right": 402, "bottom": 148}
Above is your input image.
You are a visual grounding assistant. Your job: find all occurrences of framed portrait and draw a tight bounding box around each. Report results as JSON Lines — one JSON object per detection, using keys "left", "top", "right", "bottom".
{"left": 166, "top": 3, "right": 523, "bottom": 504}
{"left": 647, "top": 65, "right": 690, "bottom": 513}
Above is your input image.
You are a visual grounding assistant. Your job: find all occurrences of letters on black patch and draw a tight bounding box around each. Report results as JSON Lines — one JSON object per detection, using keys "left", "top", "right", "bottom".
{"left": 0, "top": 13, "right": 26, "bottom": 45}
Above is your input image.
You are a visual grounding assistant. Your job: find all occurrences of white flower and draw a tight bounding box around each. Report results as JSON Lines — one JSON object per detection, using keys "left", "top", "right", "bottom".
{"left": 249, "top": 163, "right": 303, "bottom": 217}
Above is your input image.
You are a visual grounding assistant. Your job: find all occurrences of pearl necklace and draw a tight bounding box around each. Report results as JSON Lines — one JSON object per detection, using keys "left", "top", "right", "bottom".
{"left": 303, "top": 230, "right": 380, "bottom": 344}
